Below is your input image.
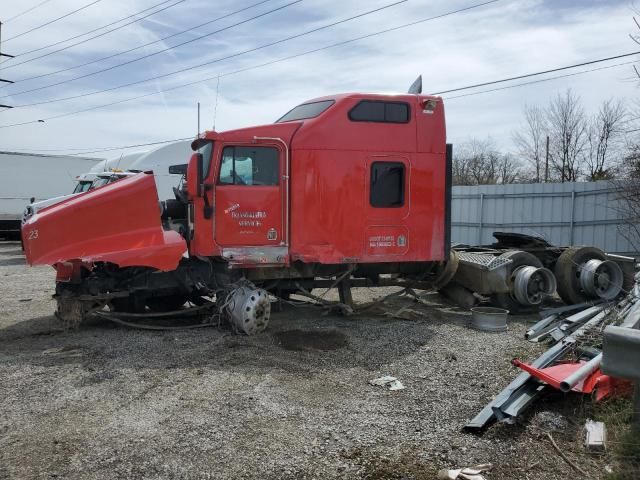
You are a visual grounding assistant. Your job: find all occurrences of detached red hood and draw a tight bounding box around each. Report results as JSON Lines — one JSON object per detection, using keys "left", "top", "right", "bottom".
{"left": 21, "top": 173, "right": 186, "bottom": 271}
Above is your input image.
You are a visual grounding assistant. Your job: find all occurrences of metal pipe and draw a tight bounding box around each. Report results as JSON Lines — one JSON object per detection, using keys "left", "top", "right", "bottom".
{"left": 526, "top": 314, "right": 558, "bottom": 339}
{"left": 559, "top": 353, "right": 602, "bottom": 392}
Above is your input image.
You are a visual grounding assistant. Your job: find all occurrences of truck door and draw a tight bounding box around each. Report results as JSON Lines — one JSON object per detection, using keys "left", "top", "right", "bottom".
{"left": 214, "top": 144, "right": 287, "bottom": 264}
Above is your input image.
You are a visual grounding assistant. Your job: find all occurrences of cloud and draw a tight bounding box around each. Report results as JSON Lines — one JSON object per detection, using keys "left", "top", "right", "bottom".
{"left": 0, "top": 0, "right": 637, "bottom": 157}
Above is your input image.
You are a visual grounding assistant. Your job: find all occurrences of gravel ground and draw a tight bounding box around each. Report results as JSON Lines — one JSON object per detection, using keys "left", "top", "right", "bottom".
{"left": 0, "top": 242, "right": 616, "bottom": 479}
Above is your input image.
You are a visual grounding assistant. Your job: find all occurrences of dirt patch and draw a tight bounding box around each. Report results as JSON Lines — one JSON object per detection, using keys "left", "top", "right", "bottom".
{"left": 342, "top": 447, "right": 438, "bottom": 479}
{"left": 274, "top": 328, "right": 349, "bottom": 351}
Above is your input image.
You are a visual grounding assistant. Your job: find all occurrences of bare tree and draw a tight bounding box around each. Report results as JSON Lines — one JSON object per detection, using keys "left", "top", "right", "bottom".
{"left": 453, "top": 138, "right": 523, "bottom": 185}
{"left": 547, "top": 89, "right": 588, "bottom": 182}
{"left": 585, "top": 99, "right": 627, "bottom": 180}
{"left": 497, "top": 153, "right": 523, "bottom": 184}
{"left": 513, "top": 104, "right": 546, "bottom": 182}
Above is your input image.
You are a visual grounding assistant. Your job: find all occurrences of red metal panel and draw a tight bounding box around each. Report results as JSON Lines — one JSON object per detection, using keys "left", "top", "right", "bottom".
{"left": 21, "top": 173, "right": 186, "bottom": 271}
{"left": 215, "top": 185, "right": 282, "bottom": 246}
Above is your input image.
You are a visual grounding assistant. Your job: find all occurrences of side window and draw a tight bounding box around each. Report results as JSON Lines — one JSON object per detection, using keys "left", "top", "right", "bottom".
{"left": 218, "top": 146, "right": 279, "bottom": 186}
{"left": 349, "top": 100, "right": 410, "bottom": 123}
{"left": 370, "top": 162, "right": 405, "bottom": 208}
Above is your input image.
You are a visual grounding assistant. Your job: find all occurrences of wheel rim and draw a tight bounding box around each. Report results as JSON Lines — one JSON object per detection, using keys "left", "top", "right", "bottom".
{"left": 579, "top": 259, "right": 623, "bottom": 299}
{"left": 512, "top": 265, "right": 557, "bottom": 306}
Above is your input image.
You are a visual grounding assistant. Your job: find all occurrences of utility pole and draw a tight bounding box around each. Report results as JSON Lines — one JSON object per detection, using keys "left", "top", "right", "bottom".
{"left": 197, "top": 102, "right": 200, "bottom": 136}
{"left": 544, "top": 135, "right": 549, "bottom": 182}
{"left": 0, "top": 21, "right": 15, "bottom": 109}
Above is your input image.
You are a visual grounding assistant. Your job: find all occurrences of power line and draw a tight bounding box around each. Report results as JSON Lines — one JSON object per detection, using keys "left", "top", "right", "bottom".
{"left": 1, "top": 0, "right": 276, "bottom": 83}
{"left": 4, "top": 0, "right": 57, "bottom": 24}
{"left": 3, "top": 0, "right": 103, "bottom": 42}
{"left": 430, "top": 51, "right": 640, "bottom": 95}
{"left": 2, "top": 50, "right": 633, "bottom": 131}
{"left": 5, "top": 0, "right": 413, "bottom": 107}
{"left": 4, "top": 137, "right": 194, "bottom": 156}
{"left": 0, "top": 0, "right": 185, "bottom": 69}
{"left": 443, "top": 60, "right": 636, "bottom": 100}
{"left": 0, "top": 0, "right": 301, "bottom": 99}
{"left": 62, "top": 137, "right": 195, "bottom": 156}
{"left": 0, "top": 0, "right": 505, "bottom": 127}
{"left": 9, "top": 0, "right": 183, "bottom": 58}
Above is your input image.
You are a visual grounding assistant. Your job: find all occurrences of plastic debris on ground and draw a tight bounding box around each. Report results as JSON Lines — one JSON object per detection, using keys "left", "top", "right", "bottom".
{"left": 437, "top": 463, "right": 492, "bottom": 480}
{"left": 584, "top": 419, "right": 607, "bottom": 451}
{"left": 369, "top": 375, "right": 405, "bottom": 391}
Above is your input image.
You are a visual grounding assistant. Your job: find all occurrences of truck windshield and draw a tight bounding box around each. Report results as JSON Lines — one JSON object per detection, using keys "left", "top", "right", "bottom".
{"left": 276, "top": 99, "right": 334, "bottom": 122}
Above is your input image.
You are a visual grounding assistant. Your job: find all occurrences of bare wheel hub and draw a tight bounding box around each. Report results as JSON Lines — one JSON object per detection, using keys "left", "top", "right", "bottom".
{"left": 226, "top": 285, "right": 271, "bottom": 335}
{"left": 579, "top": 259, "right": 623, "bottom": 299}
{"left": 512, "top": 265, "right": 556, "bottom": 306}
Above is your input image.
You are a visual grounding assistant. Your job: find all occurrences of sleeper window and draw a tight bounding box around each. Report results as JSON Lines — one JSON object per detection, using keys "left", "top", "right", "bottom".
{"left": 370, "top": 162, "right": 405, "bottom": 208}
{"left": 349, "top": 100, "right": 410, "bottom": 123}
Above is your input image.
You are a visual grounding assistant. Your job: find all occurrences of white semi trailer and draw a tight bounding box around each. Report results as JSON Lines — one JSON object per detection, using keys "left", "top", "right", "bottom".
{"left": 0, "top": 151, "right": 102, "bottom": 239}
{"left": 128, "top": 140, "right": 191, "bottom": 201}
{"left": 6, "top": 140, "right": 191, "bottom": 240}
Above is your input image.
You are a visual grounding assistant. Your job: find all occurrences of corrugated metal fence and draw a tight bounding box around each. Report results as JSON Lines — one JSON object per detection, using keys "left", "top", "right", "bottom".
{"left": 452, "top": 181, "right": 638, "bottom": 257}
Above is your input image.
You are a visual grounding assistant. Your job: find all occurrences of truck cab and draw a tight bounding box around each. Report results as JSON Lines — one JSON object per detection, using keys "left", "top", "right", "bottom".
{"left": 185, "top": 92, "right": 448, "bottom": 272}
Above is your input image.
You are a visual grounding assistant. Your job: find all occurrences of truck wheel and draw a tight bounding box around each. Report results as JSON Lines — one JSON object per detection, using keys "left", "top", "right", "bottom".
{"left": 554, "top": 246, "right": 606, "bottom": 304}
{"left": 490, "top": 251, "right": 543, "bottom": 314}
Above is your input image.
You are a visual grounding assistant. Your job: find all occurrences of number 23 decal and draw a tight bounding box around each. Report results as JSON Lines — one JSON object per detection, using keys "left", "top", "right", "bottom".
{"left": 28, "top": 229, "right": 38, "bottom": 240}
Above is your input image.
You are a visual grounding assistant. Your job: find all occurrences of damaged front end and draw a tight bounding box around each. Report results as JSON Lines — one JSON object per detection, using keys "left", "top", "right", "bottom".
{"left": 22, "top": 172, "right": 187, "bottom": 272}
{"left": 21, "top": 173, "right": 191, "bottom": 326}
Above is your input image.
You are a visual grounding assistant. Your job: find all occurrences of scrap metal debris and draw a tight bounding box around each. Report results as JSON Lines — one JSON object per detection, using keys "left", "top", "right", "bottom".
{"left": 465, "top": 274, "right": 640, "bottom": 431}
{"left": 437, "top": 463, "right": 492, "bottom": 480}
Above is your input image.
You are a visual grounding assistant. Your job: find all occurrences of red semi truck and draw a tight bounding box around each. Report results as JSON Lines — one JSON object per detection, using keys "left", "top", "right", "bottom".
{"left": 21, "top": 92, "right": 454, "bottom": 333}
{"left": 21, "top": 89, "right": 627, "bottom": 332}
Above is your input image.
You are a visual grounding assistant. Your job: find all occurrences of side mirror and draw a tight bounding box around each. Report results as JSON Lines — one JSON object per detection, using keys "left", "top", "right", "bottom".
{"left": 169, "top": 163, "right": 187, "bottom": 175}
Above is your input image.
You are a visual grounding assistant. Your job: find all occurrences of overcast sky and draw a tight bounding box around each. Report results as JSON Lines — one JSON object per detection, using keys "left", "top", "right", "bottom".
{"left": 0, "top": 0, "right": 637, "bottom": 158}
